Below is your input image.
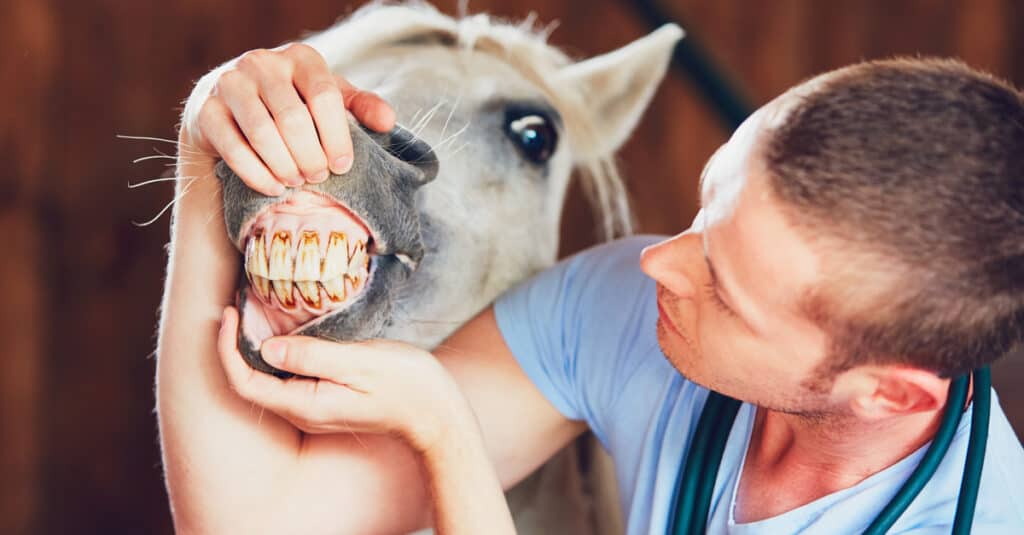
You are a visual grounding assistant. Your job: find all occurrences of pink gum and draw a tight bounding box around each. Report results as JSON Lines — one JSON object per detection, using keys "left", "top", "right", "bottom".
{"left": 243, "top": 192, "right": 372, "bottom": 257}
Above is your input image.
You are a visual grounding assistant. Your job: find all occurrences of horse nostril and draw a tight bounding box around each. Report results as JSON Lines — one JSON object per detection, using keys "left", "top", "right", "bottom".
{"left": 382, "top": 125, "right": 439, "bottom": 186}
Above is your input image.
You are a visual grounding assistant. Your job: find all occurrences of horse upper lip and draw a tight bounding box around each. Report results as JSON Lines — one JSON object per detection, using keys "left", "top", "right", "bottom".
{"left": 237, "top": 190, "right": 375, "bottom": 248}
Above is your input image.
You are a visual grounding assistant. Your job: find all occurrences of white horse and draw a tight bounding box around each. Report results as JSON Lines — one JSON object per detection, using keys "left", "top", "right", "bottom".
{"left": 183, "top": 2, "right": 681, "bottom": 532}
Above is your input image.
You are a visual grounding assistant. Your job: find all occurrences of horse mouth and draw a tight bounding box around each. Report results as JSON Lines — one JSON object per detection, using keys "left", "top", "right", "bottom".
{"left": 236, "top": 191, "right": 377, "bottom": 343}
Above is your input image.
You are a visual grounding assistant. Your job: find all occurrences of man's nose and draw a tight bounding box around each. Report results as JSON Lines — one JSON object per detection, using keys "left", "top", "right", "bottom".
{"left": 640, "top": 232, "right": 703, "bottom": 298}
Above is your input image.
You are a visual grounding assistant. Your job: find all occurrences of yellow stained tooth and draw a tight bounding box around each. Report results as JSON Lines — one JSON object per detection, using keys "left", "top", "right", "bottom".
{"left": 322, "top": 232, "right": 349, "bottom": 280}
{"left": 322, "top": 276, "right": 346, "bottom": 302}
{"left": 347, "top": 245, "right": 368, "bottom": 278}
{"left": 269, "top": 232, "right": 293, "bottom": 281}
{"left": 344, "top": 274, "right": 360, "bottom": 295}
{"left": 252, "top": 275, "right": 271, "bottom": 302}
{"left": 273, "top": 279, "right": 295, "bottom": 307}
{"left": 294, "top": 231, "right": 321, "bottom": 281}
{"left": 296, "top": 281, "right": 321, "bottom": 307}
{"left": 246, "top": 232, "right": 269, "bottom": 278}
{"left": 347, "top": 239, "right": 366, "bottom": 262}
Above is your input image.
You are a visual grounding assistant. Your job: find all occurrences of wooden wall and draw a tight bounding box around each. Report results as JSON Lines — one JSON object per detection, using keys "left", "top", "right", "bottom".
{"left": 2, "top": 1, "right": 1021, "bottom": 533}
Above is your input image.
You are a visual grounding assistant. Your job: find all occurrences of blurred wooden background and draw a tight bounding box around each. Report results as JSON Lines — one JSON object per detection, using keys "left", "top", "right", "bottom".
{"left": 2, "top": 0, "right": 1021, "bottom": 533}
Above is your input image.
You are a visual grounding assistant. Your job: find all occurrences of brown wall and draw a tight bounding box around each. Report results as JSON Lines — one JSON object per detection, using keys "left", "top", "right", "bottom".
{"left": 2, "top": 1, "right": 1021, "bottom": 533}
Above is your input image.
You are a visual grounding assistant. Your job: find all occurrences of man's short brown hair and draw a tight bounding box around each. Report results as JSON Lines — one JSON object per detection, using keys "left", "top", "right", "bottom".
{"left": 764, "top": 58, "right": 1024, "bottom": 378}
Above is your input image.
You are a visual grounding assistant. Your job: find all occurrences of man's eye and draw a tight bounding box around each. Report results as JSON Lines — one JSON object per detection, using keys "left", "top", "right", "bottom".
{"left": 704, "top": 282, "right": 738, "bottom": 318}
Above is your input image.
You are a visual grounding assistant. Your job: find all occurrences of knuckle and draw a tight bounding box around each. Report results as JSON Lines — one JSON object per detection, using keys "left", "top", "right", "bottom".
{"left": 278, "top": 343, "right": 302, "bottom": 369}
{"left": 283, "top": 42, "right": 317, "bottom": 60}
{"left": 216, "top": 69, "right": 253, "bottom": 95}
{"left": 298, "top": 154, "right": 328, "bottom": 174}
{"left": 307, "top": 79, "right": 341, "bottom": 101}
{"left": 242, "top": 113, "right": 276, "bottom": 139}
{"left": 196, "top": 96, "right": 222, "bottom": 124}
{"left": 237, "top": 48, "right": 270, "bottom": 68}
{"left": 276, "top": 104, "right": 311, "bottom": 129}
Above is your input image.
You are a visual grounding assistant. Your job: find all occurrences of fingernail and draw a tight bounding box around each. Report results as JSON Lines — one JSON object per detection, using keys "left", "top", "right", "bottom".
{"left": 285, "top": 175, "right": 304, "bottom": 187}
{"left": 310, "top": 169, "right": 329, "bottom": 183}
{"left": 261, "top": 339, "right": 285, "bottom": 365}
{"left": 332, "top": 155, "right": 353, "bottom": 175}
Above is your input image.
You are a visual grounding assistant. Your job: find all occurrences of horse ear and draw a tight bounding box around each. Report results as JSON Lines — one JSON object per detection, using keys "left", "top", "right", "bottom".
{"left": 558, "top": 24, "right": 683, "bottom": 158}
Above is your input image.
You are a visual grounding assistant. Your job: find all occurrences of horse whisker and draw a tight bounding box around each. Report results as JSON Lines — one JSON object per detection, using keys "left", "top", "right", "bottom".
{"left": 132, "top": 175, "right": 200, "bottom": 227}
{"left": 433, "top": 121, "right": 471, "bottom": 152}
{"left": 132, "top": 154, "right": 177, "bottom": 164}
{"left": 412, "top": 99, "right": 446, "bottom": 137}
{"left": 117, "top": 133, "right": 205, "bottom": 157}
{"left": 128, "top": 175, "right": 197, "bottom": 189}
{"left": 439, "top": 93, "right": 463, "bottom": 141}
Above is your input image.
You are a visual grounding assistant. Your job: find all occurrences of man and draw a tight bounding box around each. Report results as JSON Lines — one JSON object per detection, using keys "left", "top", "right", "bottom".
{"left": 159, "top": 43, "right": 1024, "bottom": 533}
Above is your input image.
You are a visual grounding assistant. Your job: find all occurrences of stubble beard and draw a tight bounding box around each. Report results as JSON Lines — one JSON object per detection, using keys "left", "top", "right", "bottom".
{"left": 655, "top": 315, "right": 837, "bottom": 421}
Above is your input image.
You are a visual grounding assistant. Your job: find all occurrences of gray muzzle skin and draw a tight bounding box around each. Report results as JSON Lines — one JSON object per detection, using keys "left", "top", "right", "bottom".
{"left": 215, "top": 121, "right": 439, "bottom": 377}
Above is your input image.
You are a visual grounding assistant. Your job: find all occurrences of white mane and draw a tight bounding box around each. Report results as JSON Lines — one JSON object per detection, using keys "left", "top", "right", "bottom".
{"left": 305, "top": 1, "right": 633, "bottom": 239}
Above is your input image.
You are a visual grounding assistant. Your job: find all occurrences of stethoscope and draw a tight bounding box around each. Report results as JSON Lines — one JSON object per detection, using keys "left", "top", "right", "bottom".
{"left": 666, "top": 366, "right": 992, "bottom": 534}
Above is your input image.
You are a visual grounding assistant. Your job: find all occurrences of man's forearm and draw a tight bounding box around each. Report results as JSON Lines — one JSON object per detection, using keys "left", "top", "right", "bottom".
{"left": 155, "top": 153, "right": 303, "bottom": 531}
{"left": 422, "top": 409, "right": 516, "bottom": 535}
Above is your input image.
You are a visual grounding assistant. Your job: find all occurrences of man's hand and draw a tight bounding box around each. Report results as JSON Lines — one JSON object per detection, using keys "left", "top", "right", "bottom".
{"left": 217, "top": 306, "right": 517, "bottom": 535}
{"left": 181, "top": 42, "right": 396, "bottom": 196}
{"left": 217, "top": 306, "right": 468, "bottom": 452}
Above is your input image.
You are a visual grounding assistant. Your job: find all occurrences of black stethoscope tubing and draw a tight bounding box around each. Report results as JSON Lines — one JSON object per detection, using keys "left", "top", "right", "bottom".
{"left": 666, "top": 367, "right": 991, "bottom": 534}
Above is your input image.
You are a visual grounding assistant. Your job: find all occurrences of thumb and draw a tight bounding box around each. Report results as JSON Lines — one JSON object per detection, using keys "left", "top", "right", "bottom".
{"left": 336, "top": 75, "right": 397, "bottom": 133}
{"left": 260, "top": 335, "right": 376, "bottom": 384}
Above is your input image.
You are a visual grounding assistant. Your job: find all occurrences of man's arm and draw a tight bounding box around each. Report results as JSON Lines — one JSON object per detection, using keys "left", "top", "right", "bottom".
{"left": 158, "top": 95, "right": 584, "bottom": 534}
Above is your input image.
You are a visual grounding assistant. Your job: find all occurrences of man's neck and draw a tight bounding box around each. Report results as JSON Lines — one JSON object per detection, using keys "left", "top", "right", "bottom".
{"left": 734, "top": 397, "right": 948, "bottom": 523}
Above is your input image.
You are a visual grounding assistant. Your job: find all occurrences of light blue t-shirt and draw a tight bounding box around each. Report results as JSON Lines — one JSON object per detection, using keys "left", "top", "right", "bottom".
{"left": 494, "top": 236, "right": 1024, "bottom": 534}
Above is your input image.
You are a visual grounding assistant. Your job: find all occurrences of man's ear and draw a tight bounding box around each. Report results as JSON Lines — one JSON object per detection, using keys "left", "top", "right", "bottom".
{"left": 558, "top": 24, "right": 684, "bottom": 159}
{"left": 842, "top": 366, "right": 948, "bottom": 420}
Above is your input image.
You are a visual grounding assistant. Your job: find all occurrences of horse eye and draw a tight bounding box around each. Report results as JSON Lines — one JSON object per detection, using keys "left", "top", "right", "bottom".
{"left": 506, "top": 113, "right": 557, "bottom": 164}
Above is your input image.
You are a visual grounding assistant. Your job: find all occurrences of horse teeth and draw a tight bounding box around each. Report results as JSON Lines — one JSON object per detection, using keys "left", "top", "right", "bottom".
{"left": 344, "top": 274, "right": 360, "bottom": 295}
{"left": 347, "top": 245, "right": 368, "bottom": 277}
{"left": 246, "top": 227, "right": 367, "bottom": 308}
{"left": 322, "top": 232, "right": 349, "bottom": 280}
{"left": 272, "top": 279, "right": 295, "bottom": 307}
{"left": 348, "top": 238, "right": 368, "bottom": 261}
{"left": 322, "top": 276, "right": 346, "bottom": 302}
{"left": 268, "top": 232, "right": 293, "bottom": 280}
{"left": 296, "top": 281, "right": 321, "bottom": 307}
{"left": 251, "top": 275, "right": 271, "bottom": 301}
{"left": 246, "top": 232, "right": 269, "bottom": 278}
{"left": 294, "top": 231, "right": 321, "bottom": 281}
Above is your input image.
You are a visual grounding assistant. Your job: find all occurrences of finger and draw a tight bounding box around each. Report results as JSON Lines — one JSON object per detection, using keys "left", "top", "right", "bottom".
{"left": 294, "top": 65, "right": 353, "bottom": 177}
{"left": 217, "top": 307, "right": 330, "bottom": 420}
{"left": 260, "top": 335, "right": 384, "bottom": 385}
{"left": 217, "top": 71, "right": 303, "bottom": 187}
{"left": 198, "top": 97, "right": 285, "bottom": 197}
{"left": 260, "top": 77, "right": 330, "bottom": 182}
{"left": 218, "top": 308, "right": 374, "bottom": 430}
{"left": 336, "top": 76, "right": 397, "bottom": 133}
